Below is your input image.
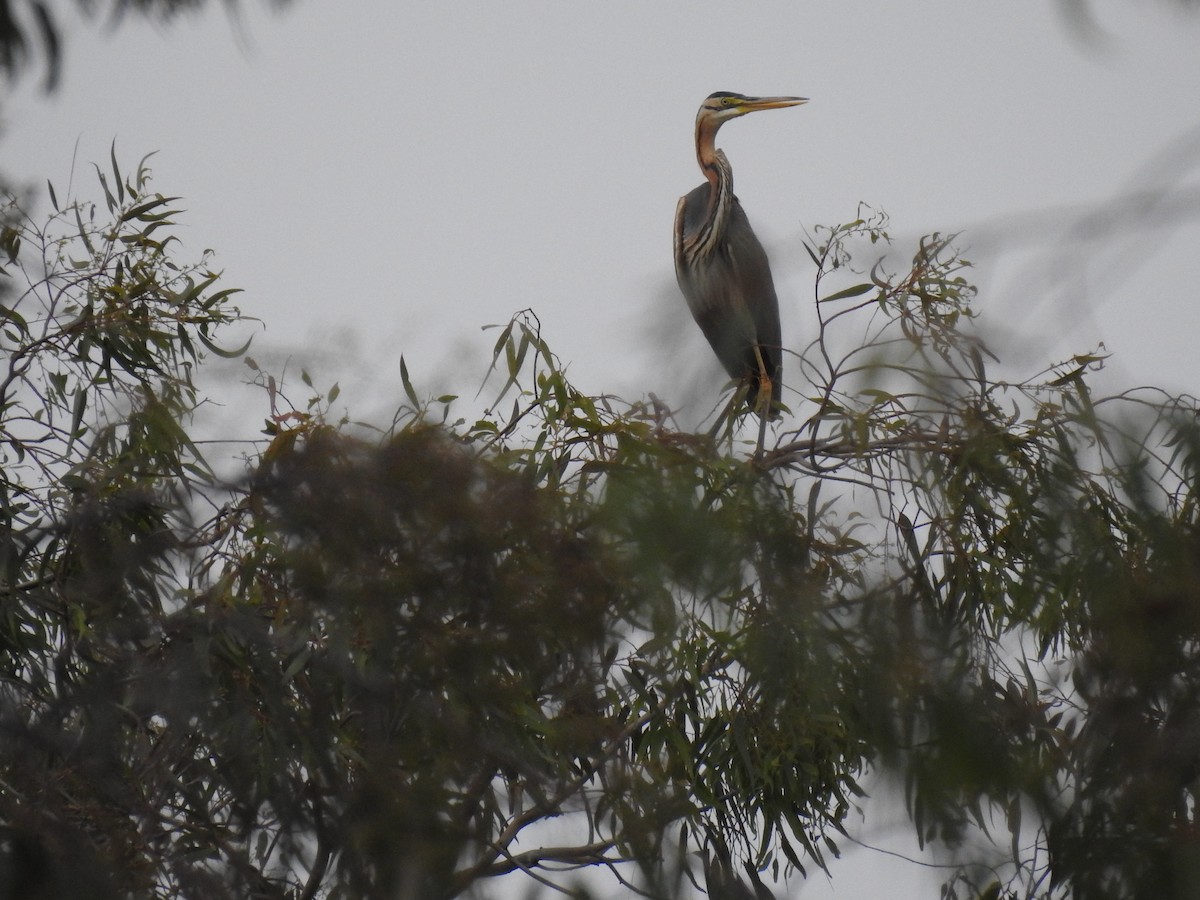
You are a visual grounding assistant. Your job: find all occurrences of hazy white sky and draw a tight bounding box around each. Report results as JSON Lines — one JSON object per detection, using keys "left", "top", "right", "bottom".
{"left": 4, "top": 1, "right": 1200, "bottom": 895}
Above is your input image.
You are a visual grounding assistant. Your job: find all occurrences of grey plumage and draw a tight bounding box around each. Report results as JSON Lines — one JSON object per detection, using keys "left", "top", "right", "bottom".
{"left": 673, "top": 92, "right": 806, "bottom": 416}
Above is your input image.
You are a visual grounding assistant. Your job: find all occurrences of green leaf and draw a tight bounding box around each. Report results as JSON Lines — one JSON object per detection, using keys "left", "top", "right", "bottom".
{"left": 200, "top": 287, "right": 244, "bottom": 311}
{"left": 74, "top": 206, "right": 96, "bottom": 256}
{"left": 66, "top": 388, "right": 88, "bottom": 454}
{"left": 110, "top": 140, "right": 126, "bottom": 205}
{"left": 93, "top": 165, "right": 117, "bottom": 212}
{"left": 821, "top": 283, "right": 874, "bottom": 302}
{"left": 400, "top": 355, "right": 419, "bottom": 408}
{"left": 196, "top": 329, "right": 253, "bottom": 360}
{"left": 0, "top": 300, "right": 29, "bottom": 336}
{"left": 119, "top": 196, "right": 177, "bottom": 224}
{"left": 0, "top": 228, "right": 19, "bottom": 266}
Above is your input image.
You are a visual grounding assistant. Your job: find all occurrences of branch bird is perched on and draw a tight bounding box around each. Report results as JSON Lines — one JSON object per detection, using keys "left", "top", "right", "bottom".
{"left": 673, "top": 92, "right": 807, "bottom": 419}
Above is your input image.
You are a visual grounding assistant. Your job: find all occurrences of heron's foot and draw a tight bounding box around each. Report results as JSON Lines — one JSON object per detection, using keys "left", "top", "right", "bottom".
{"left": 751, "top": 345, "right": 778, "bottom": 421}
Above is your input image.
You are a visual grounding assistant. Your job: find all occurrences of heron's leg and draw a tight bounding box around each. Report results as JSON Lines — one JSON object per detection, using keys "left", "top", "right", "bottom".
{"left": 751, "top": 345, "right": 773, "bottom": 459}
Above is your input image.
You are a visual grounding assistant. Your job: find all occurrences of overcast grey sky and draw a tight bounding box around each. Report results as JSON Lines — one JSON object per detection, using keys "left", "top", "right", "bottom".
{"left": 7, "top": 2, "right": 1200, "bottom": 416}
{"left": 5, "top": 2, "right": 1200, "bottom": 895}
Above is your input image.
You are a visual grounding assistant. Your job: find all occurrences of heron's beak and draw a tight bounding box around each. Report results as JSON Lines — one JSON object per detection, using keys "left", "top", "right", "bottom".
{"left": 741, "top": 96, "right": 809, "bottom": 112}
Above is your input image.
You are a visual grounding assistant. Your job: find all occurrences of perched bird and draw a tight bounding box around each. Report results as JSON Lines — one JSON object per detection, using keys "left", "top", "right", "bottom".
{"left": 674, "top": 92, "right": 807, "bottom": 417}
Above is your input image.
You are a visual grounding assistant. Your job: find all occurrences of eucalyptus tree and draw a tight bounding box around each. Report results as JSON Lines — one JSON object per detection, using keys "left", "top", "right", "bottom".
{"left": 2, "top": 161, "right": 1197, "bottom": 900}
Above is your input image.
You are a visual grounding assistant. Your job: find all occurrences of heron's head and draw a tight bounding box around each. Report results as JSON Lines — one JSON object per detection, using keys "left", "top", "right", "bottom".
{"left": 697, "top": 92, "right": 808, "bottom": 129}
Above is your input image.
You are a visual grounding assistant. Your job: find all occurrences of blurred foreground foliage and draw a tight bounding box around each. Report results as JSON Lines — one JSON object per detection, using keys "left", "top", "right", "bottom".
{"left": 0, "top": 0, "right": 292, "bottom": 92}
{"left": 3, "top": 161, "right": 1200, "bottom": 900}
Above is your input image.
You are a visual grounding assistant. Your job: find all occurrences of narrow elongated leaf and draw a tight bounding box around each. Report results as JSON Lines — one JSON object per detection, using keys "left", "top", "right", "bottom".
{"left": 196, "top": 329, "right": 252, "bottom": 359}
{"left": 822, "top": 283, "right": 873, "bottom": 303}
{"left": 110, "top": 140, "right": 126, "bottom": 205}
{"left": 400, "top": 355, "right": 419, "bottom": 407}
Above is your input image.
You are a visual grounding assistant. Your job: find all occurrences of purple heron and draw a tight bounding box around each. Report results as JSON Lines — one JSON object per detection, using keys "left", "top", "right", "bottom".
{"left": 673, "top": 92, "right": 807, "bottom": 418}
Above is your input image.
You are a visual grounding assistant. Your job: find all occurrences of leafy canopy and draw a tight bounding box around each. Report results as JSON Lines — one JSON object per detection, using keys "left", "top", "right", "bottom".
{"left": 2, "top": 160, "right": 1200, "bottom": 900}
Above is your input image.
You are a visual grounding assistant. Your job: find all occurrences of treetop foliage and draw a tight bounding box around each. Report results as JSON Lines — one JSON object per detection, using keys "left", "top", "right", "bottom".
{"left": 0, "top": 0, "right": 291, "bottom": 91}
{"left": 4, "top": 155, "right": 1200, "bottom": 900}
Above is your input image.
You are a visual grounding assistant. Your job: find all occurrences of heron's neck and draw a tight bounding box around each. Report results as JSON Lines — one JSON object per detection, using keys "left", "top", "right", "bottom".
{"left": 695, "top": 117, "right": 732, "bottom": 191}
{"left": 692, "top": 129, "right": 734, "bottom": 261}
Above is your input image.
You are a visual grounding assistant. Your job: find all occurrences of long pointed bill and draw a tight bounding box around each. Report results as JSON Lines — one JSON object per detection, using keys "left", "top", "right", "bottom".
{"left": 741, "top": 96, "right": 809, "bottom": 112}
